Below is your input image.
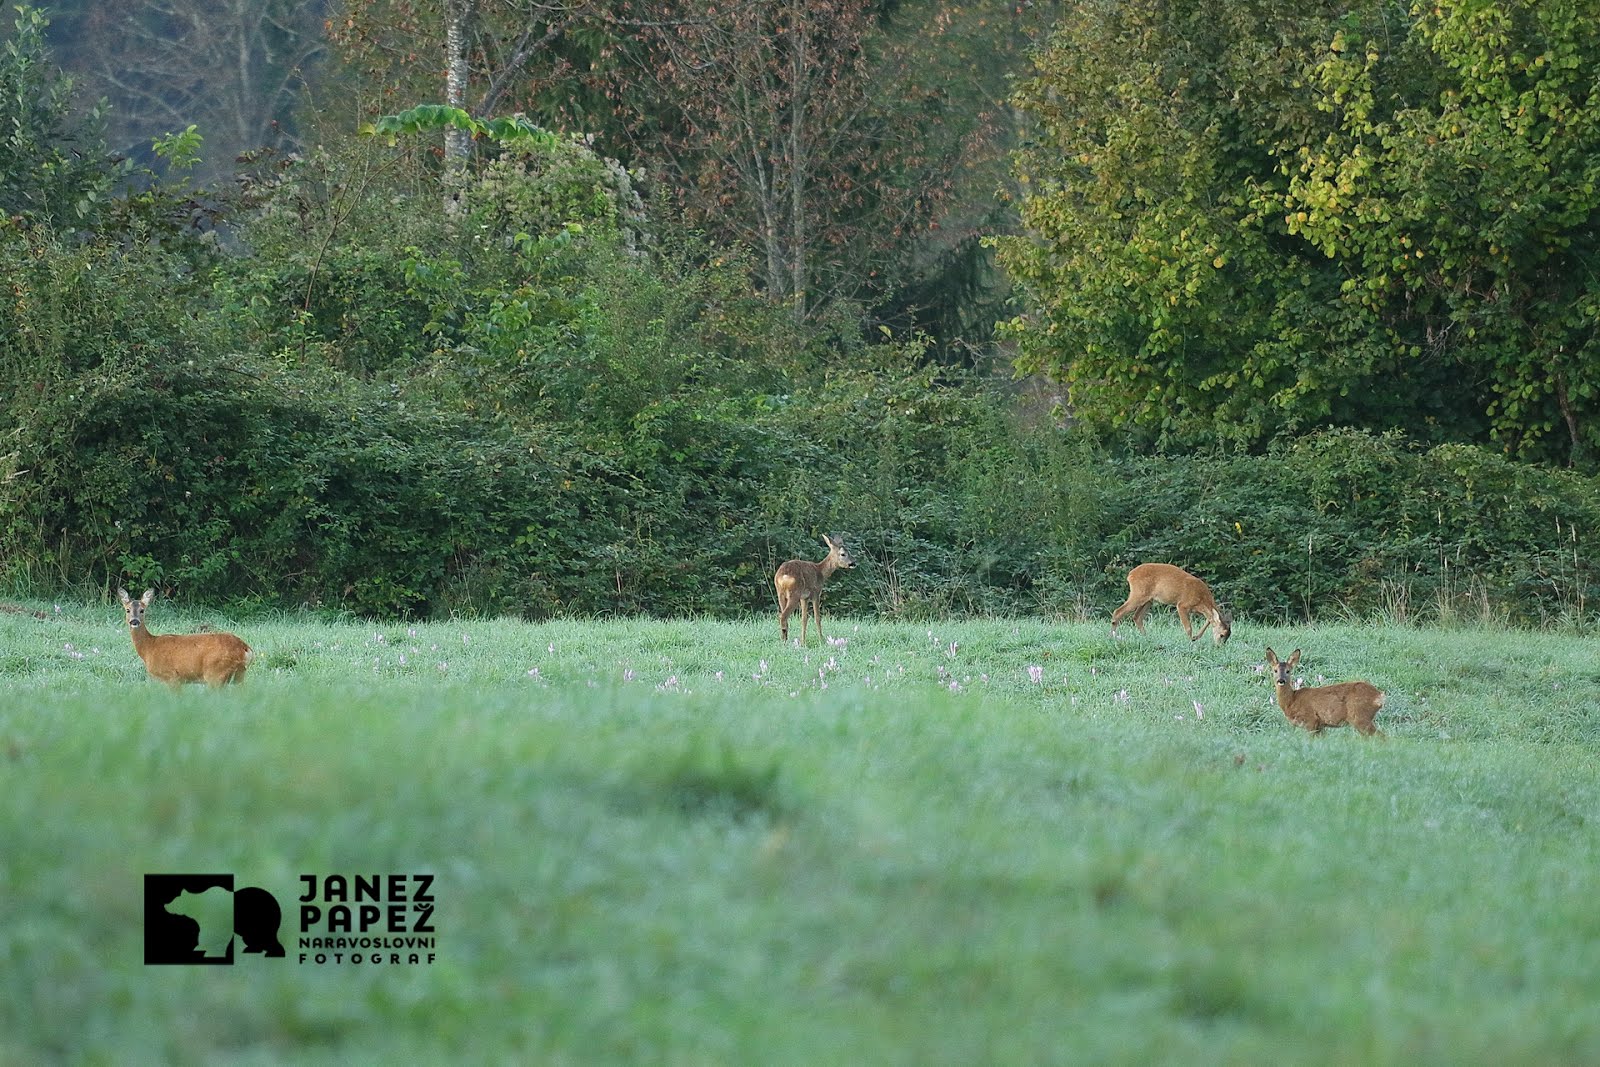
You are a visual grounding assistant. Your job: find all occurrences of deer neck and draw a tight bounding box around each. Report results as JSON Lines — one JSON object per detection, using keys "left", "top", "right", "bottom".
{"left": 819, "top": 556, "right": 841, "bottom": 579}
{"left": 129, "top": 621, "right": 159, "bottom": 653}
{"left": 1273, "top": 680, "right": 1296, "bottom": 711}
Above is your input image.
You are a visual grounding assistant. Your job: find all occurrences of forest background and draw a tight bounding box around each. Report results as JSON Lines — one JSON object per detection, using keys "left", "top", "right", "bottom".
{"left": 2, "top": 0, "right": 1598, "bottom": 625}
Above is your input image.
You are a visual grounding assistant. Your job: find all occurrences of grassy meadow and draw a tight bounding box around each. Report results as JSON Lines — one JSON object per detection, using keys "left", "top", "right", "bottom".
{"left": 2, "top": 597, "right": 1598, "bottom": 1064}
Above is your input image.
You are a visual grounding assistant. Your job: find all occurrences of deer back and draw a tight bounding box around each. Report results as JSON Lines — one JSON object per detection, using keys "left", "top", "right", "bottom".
{"left": 1129, "top": 563, "right": 1216, "bottom": 610}
{"left": 774, "top": 558, "right": 826, "bottom": 600}
{"left": 1280, "top": 680, "right": 1385, "bottom": 729}
{"left": 136, "top": 630, "right": 253, "bottom": 685}
{"left": 774, "top": 536, "right": 854, "bottom": 600}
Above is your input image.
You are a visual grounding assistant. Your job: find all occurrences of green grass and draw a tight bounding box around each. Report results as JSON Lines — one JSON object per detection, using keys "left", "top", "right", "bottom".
{"left": 3, "top": 599, "right": 1598, "bottom": 1064}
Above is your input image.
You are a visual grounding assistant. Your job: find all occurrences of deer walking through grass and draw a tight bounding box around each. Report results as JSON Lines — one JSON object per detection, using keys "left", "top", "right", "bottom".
{"left": 774, "top": 534, "right": 854, "bottom": 645}
{"left": 118, "top": 587, "right": 253, "bottom": 688}
{"left": 1110, "top": 563, "right": 1232, "bottom": 645}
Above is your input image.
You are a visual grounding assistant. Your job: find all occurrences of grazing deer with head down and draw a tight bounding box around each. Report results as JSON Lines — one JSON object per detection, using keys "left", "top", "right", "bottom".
{"left": 118, "top": 587, "right": 253, "bottom": 688}
{"left": 1265, "top": 647, "right": 1385, "bottom": 736}
{"left": 774, "top": 534, "right": 854, "bottom": 645}
{"left": 1110, "top": 563, "right": 1232, "bottom": 645}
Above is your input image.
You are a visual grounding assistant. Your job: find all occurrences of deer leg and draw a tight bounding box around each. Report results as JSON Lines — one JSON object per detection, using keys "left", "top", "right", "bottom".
{"left": 812, "top": 597, "right": 825, "bottom": 642}
{"left": 1110, "top": 598, "right": 1136, "bottom": 632}
{"left": 1115, "top": 598, "right": 1150, "bottom": 633}
{"left": 1176, "top": 604, "right": 1200, "bottom": 641}
{"left": 779, "top": 594, "right": 794, "bottom": 641}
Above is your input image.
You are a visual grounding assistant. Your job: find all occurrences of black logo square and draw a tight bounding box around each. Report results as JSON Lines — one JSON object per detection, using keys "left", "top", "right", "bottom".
{"left": 144, "top": 874, "right": 285, "bottom": 965}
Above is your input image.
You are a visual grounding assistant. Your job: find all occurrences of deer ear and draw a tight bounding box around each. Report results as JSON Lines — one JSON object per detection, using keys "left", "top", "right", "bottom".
{"left": 1288, "top": 649, "right": 1302, "bottom": 668}
{"left": 1264, "top": 647, "right": 1277, "bottom": 664}
{"left": 117, "top": 587, "right": 131, "bottom": 604}
{"left": 141, "top": 589, "right": 155, "bottom": 605}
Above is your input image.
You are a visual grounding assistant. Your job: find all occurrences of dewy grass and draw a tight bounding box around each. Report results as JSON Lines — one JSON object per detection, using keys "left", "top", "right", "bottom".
{"left": 2, "top": 601, "right": 1598, "bottom": 1063}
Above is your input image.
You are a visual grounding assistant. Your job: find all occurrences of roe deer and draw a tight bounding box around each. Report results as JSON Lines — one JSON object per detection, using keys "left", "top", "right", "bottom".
{"left": 1264, "top": 647, "right": 1385, "bottom": 736}
{"left": 118, "top": 587, "right": 253, "bottom": 688}
{"left": 774, "top": 534, "right": 855, "bottom": 644}
{"left": 1110, "top": 563, "right": 1231, "bottom": 645}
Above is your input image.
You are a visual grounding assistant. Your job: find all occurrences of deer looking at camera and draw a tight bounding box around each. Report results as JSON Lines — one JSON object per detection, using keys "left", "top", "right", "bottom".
{"left": 118, "top": 587, "right": 253, "bottom": 688}
{"left": 1265, "top": 647, "right": 1385, "bottom": 737}
{"left": 774, "top": 534, "right": 854, "bottom": 645}
{"left": 1110, "top": 563, "right": 1232, "bottom": 645}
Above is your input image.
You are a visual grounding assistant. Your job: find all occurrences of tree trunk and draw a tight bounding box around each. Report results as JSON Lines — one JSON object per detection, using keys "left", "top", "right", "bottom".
{"left": 1554, "top": 365, "right": 1589, "bottom": 469}
{"left": 443, "top": 0, "right": 473, "bottom": 208}
{"left": 786, "top": 8, "right": 808, "bottom": 321}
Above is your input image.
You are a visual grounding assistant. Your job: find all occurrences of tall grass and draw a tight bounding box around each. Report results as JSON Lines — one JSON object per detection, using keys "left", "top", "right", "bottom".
{"left": 3, "top": 600, "right": 1598, "bottom": 1063}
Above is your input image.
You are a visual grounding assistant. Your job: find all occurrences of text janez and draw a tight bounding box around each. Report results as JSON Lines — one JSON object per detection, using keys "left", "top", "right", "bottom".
{"left": 297, "top": 874, "right": 436, "bottom": 966}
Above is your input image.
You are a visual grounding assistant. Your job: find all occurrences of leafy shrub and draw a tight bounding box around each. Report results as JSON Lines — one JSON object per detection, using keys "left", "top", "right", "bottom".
{"left": 0, "top": 6, "right": 118, "bottom": 228}
{"left": 1090, "top": 431, "right": 1600, "bottom": 625}
{"left": 206, "top": 144, "right": 456, "bottom": 377}
{"left": 6, "top": 308, "right": 1598, "bottom": 625}
{"left": 4, "top": 113, "right": 1597, "bottom": 625}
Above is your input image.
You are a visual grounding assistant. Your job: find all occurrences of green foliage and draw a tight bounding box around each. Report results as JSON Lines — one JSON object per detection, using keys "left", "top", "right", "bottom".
{"left": 1273, "top": 0, "right": 1600, "bottom": 466}
{"left": 150, "top": 124, "right": 204, "bottom": 173}
{"left": 367, "top": 104, "right": 643, "bottom": 236}
{"left": 6, "top": 238, "right": 1598, "bottom": 625}
{"left": 0, "top": 227, "right": 218, "bottom": 389}
{"left": 1000, "top": 0, "right": 1600, "bottom": 465}
{"left": 211, "top": 133, "right": 652, "bottom": 384}
{"left": 366, "top": 104, "right": 561, "bottom": 152}
{"left": 999, "top": 0, "right": 1338, "bottom": 446}
{"left": 0, "top": 5, "right": 119, "bottom": 227}
{"left": 466, "top": 153, "right": 627, "bottom": 238}
{"left": 4, "top": 85, "right": 1597, "bottom": 627}
{"left": 206, "top": 140, "right": 455, "bottom": 376}
{"left": 2, "top": 341, "right": 621, "bottom": 616}
{"left": 1099, "top": 430, "right": 1600, "bottom": 625}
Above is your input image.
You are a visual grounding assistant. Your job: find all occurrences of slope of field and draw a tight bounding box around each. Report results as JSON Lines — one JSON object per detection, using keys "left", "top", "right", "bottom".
{"left": 2, "top": 602, "right": 1597, "bottom": 1064}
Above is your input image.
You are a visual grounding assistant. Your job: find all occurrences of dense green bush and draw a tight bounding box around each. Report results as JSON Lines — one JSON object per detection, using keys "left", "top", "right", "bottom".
{"left": 0, "top": 6, "right": 118, "bottom": 229}
{"left": 5, "top": 316, "right": 1598, "bottom": 623}
{"left": 4, "top": 106, "right": 1596, "bottom": 625}
{"left": 1031, "top": 430, "right": 1600, "bottom": 626}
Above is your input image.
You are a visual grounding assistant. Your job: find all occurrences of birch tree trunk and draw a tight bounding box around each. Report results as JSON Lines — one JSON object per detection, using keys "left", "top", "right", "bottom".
{"left": 443, "top": 0, "right": 473, "bottom": 207}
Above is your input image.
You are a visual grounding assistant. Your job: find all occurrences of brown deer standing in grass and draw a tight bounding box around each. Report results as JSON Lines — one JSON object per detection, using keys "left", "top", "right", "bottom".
{"left": 1265, "top": 647, "right": 1385, "bottom": 737}
{"left": 773, "top": 534, "right": 855, "bottom": 644}
{"left": 118, "top": 587, "right": 253, "bottom": 688}
{"left": 1110, "top": 563, "right": 1232, "bottom": 645}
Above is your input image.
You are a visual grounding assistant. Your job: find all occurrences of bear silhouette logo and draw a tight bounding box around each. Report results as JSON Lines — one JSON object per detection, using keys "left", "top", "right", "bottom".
{"left": 145, "top": 874, "right": 285, "bottom": 965}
